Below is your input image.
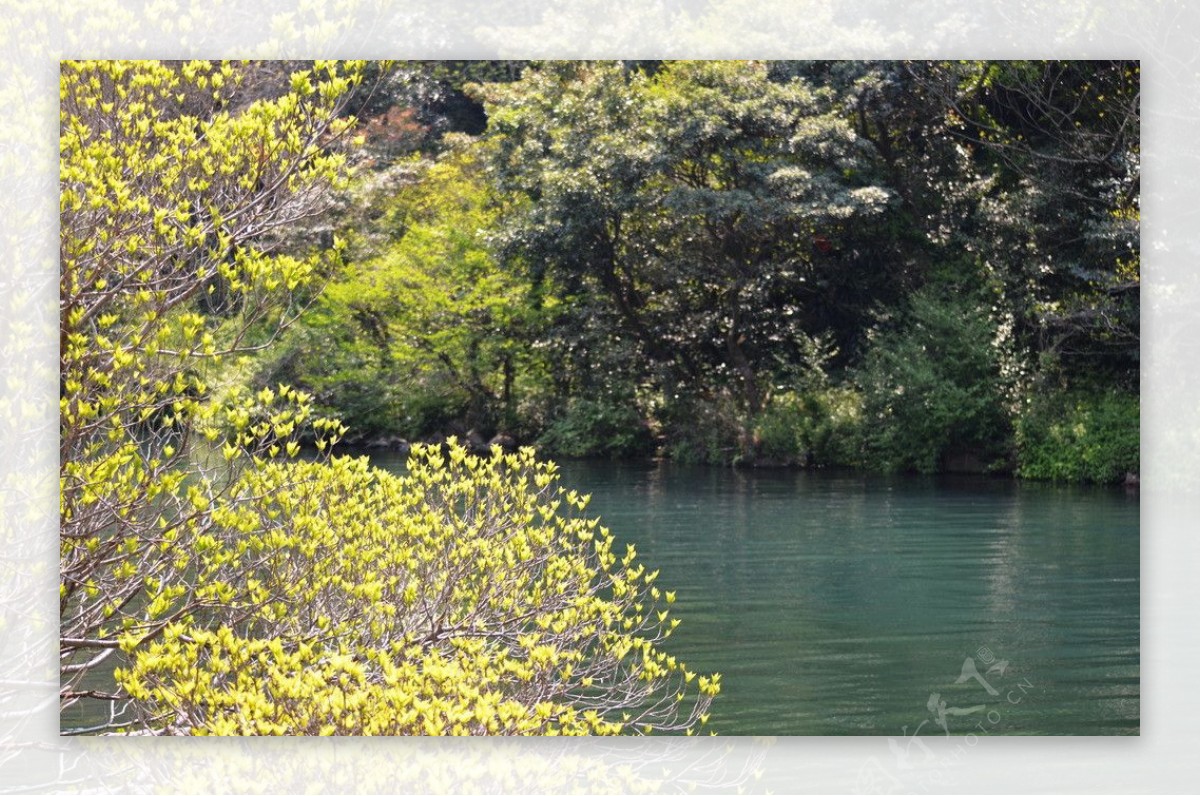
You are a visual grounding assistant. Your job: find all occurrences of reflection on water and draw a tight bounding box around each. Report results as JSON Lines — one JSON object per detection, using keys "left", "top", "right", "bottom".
{"left": 519, "top": 459, "right": 1139, "bottom": 736}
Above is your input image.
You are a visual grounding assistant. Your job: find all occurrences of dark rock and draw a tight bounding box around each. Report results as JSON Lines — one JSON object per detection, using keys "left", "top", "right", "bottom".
{"left": 465, "top": 428, "right": 489, "bottom": 455}
{"left": 365, "top": 435, "right": 408, "bottom": 452}
{"left": 489, "top": 432, "right": 517, "bottom": 453}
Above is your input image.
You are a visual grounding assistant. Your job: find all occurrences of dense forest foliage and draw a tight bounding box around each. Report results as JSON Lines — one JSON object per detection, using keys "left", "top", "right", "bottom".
{"left": 259, "top": 60, "right": 1138, "bottom": 481}
{"left": 59, "top": 58, "right": 1138, "bottom": 736}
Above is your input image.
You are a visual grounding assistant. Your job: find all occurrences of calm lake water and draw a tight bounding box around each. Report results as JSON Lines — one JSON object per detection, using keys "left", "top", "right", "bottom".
{"left": 369, "top": 452, "right": 1140, "bottom": 736}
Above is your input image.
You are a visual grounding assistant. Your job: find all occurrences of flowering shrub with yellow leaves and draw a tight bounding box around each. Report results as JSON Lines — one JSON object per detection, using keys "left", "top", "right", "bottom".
{"left": 60, "top": 59, "right": 361, "bottom": 730}
{"left": 60, "top": 60, "right": 718, "bottom": 735}
{"left": 115, "top": 446, "right": 718, "bottom": 735}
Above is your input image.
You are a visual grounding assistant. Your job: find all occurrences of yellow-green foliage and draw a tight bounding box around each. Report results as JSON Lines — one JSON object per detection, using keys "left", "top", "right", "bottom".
{"left": 59, "top": 60, "right": 361, "bottom": 721}
{"left": 60, "top": 59, "right": 718, "bottom": 736}
{"left": 115, "top": 445, "right": 718, "bottom": 735}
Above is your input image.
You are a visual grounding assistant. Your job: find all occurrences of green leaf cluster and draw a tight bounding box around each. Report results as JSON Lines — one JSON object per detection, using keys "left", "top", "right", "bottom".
{"left": 1015, "top": 389, "right": 1139, "bottom": 483}
{"left": 856, "top": 286, "right": 1013, "bottom": 474}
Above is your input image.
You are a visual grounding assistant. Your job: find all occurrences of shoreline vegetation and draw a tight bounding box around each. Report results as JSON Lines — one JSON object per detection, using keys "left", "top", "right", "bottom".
{"left": 344, "top": 389, "right": 1140, "bottom": 485}
{"left": 60, "top": 59, "right": 1138, "bottom": 735}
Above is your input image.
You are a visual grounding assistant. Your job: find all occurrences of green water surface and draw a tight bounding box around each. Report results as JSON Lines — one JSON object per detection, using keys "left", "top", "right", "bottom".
{"left": 485, "top": 459, "right": 1140, "bottom": 736}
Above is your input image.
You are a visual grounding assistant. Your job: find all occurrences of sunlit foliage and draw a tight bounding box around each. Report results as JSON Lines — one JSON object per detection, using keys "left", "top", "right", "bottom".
{"left": 115, "top": 446, "right": 717, "bottom": 735}
{"left": 260, "top": 144, "right": 551, "bottom": 440}
{"left": 60, "top": 60, "right": 365, "bottom": 729}
{"left": 60, "top": 59, "right": 717, "bottom": 735}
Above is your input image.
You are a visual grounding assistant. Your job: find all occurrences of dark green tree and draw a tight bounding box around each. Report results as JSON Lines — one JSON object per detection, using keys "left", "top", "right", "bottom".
{"left": 477, "top": 60, "right": 892, "bottom": 455}
{"left": 915, "top": 60, "right": 1140, "bottom": 385}
{"left": 857, "top": 286, "right": 1014, "bottom": 473}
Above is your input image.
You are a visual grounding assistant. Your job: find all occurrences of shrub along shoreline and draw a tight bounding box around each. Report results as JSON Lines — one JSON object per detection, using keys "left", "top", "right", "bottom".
{"left": 342, "top": 379, "right": 1140, "bottom": 486}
